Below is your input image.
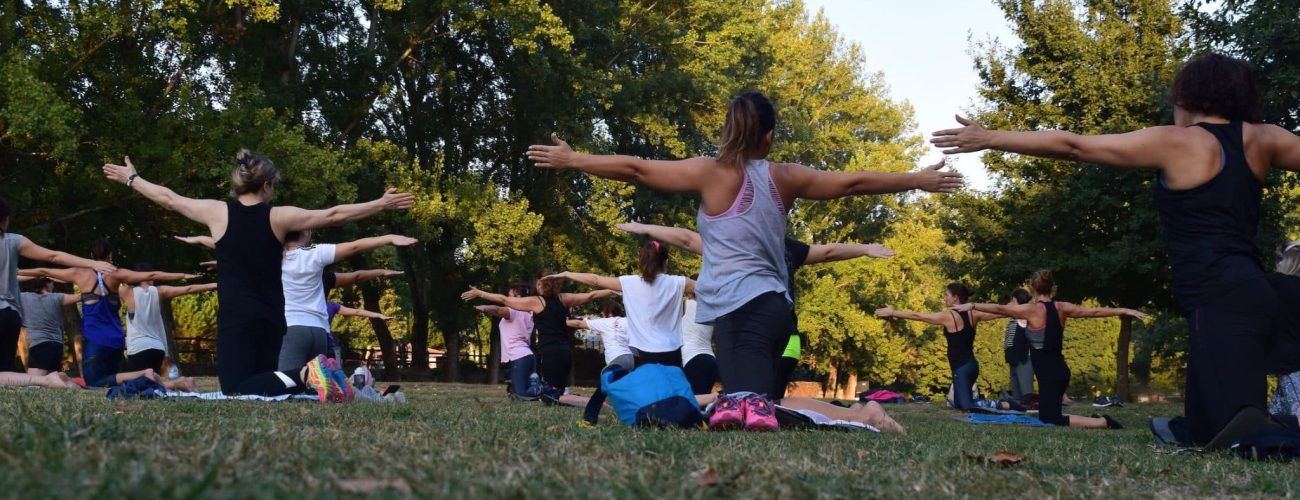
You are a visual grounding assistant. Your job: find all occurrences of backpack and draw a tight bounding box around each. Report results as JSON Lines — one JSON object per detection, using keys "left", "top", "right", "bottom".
{"left": 601, "top": 364, "right": 703, "bottom": 428}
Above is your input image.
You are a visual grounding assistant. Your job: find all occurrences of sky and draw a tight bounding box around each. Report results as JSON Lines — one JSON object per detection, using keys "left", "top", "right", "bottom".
{"left": 801, "top": 0, "right": 1019, "bottom": 190}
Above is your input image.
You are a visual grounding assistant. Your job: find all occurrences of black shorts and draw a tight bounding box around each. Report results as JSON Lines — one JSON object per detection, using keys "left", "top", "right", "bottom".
{"left": 27, "top": 341, "right": 64, "bottom": 372}
{"left": 127, "top": 349, "right": 167, "bottom": 373}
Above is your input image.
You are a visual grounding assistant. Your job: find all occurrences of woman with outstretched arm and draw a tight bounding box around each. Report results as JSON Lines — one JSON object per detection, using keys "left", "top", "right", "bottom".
{"left": 529, "top": 91, "right": 960, "bottom": 431}
{"left": 951, "top": 270, "right": 1146, "bottom": 429}
{"left": 932, "top": 53, "right": 1300, "bottom": 445}
{"left": 104, "top": 151, "right": 413, "bottom": 396}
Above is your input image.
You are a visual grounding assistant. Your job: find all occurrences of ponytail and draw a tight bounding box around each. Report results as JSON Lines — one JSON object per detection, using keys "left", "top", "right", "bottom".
{"left": 639, "top": 240, "right": 670, "bottom": 283}
{"left": 717, "top": 92, "right": 776, "bottom": 167}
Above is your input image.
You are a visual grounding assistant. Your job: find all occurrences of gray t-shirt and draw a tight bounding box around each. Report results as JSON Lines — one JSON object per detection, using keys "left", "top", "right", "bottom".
{"left": 20, "top": 292, "right": 65, "bottom": 346}
{"left": 0, "top": 233, "right": 23, "bottom": 320}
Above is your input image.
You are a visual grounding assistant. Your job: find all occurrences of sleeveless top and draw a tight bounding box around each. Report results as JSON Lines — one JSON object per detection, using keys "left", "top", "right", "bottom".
{"left": 1026, "top": 301, "right": 1065, "bottom": 358}
{"left": 1003, "top": 319, "right": 1030, "bottom": 364}
{"left": 81, "top": 272, "right": 125, "bottom": 349}
{"left": 1155, "top": 121, "right": 1265, "bottom": 313}
{"left": 127, "top": 286, "right": 168, "bottom": 355}
{"left": 694, "top": 160, "right": 790, "bottom": 324}
{"left": 533, "top": 296, "right": 570, "bottom": 348}
{"left": 944, "top": 311, "right": 976, "bottom": 370}
{"left": 20, "top": 292, "right": 65, "bottom": 346}
{"left": 215, "top": 201, "right": 286, "bottom": 333}
{"left": 0, "top": 233, "right": 23, "bottom": 319}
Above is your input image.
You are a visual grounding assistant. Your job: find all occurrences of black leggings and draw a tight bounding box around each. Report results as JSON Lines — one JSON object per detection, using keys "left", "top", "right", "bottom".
{"left": 235, "top": 369, "right": 305, "bottom": 397}
{"left": 713, "top": 291, "right": 792, "bottom": 396}
{"left": 1184, "top": 277, "right": 1275, "bottom": 444}
{"left": 0, "top": 308, "right": 20, "bottom": 372}
{"left": 583, "top": 348, "right": 684, "bottom": 424}
{"left": 774, "top": 355, "right": 797, "bottom": 400}
{"left": 1032, "top": 350, "right": 1071, "bottom": 426}
{"left": 685, "top": 354, "right": 720, "bottom": 396}
{"left": 127, "top": 349, "right": 166, "bottom": 373}
{"left": 216, "top": 319, "right": 285, "bottom": 394}
{"left": 538, "top": 343, "right": 572, "bottom": 392}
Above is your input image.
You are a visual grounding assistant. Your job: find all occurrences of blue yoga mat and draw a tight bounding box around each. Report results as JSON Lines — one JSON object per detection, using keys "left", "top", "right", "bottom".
{"left": 965, "top": 413, "right": 1052, "bottom": 427}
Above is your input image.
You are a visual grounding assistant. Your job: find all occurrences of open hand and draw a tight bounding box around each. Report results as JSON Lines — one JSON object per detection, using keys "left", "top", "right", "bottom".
{"left": 931, "top": 115, "right": 992, "bottom": 154}
{"left": 864, "top": 244, "right": 895, "bottom": 259}
{"left": 388, "top": 235, "right": 418, "bottom": 247}
{"left": 379, "top": 188, "right": 415, "bottom": 211}
{"left": 874, "top": 306, "right": 895, "bottom": 318}
{"left": 614, "top": 222, "right": 645, "bottom": 234}
{"left": 460, "top": 287, "right": 483, "bottom": 301}
{"left": 912, "top": 159, "right": 964, "bottom": 193}
{"left": 103, "top": 156, "right": 138, "bottom": 185}
{"left": 381, "top": 269, "right": 404, "bottom": 277}
{"left": 526, "top": 133, "right": 576, "bottom": 169}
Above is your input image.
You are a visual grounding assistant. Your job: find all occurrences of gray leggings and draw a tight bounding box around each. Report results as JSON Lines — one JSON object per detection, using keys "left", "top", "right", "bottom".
{"left": 278, "top": 325, "right": 330, "bottom": 372}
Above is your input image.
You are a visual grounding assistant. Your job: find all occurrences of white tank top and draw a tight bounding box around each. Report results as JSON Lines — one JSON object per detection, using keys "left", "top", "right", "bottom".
{"left": 127, "top": 286, "right": 168, "bottom": 355}
{"left": 680, "top": 299, "right": 714, "bottom": 364}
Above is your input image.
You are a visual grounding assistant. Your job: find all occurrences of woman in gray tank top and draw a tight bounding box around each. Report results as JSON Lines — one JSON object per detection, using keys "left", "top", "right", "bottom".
{"left": 528, "top": 92, "right": 961, "bottom": 431}
{"left": 19, "top": 277, "right": 78, "bottom": 376}
{"left": 0, "top": 198, "right": 116, "bottom": 376}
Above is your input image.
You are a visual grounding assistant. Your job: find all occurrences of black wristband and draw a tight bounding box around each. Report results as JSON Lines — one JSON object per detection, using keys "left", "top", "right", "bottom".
{"left": 127, "top": 174, "right": 139, "bottom": 187}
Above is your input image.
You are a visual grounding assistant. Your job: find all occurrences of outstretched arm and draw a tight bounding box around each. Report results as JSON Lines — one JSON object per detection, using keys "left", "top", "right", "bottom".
{"left": 18, "top": 238, "right": 116, "bottom": 274}
{"left": 561, "top": 289, "right": 620, "bottom": 308}
{"left": 614, "top": 223, "right": 703, "bottom": 255}
{"left": 528, "top": 134, "right": 712, "bottom": 193}
{"left": 112, "top": 269, "right": 200, "bottom": 285}
{"left": 873, "top": 306, "right": 950, "bottom": 327}
{"left": 333, "top": 235, "right": 418, "bottom": 262}
{"left": 954, "top": 302, "right": 1039, "bottom": 321}
{"left": 777, "top": 160, "right": 963, "bottom": 201}
{"left": 1266, "top": 124, "right": 1300, "bottom": 172}
{"left": 174, "top": 235, "right": 216, "bottom": 250}
{"left": 103, "top": 157, "right": 226, "bottom": 229}
{"left": 1058, "top": 302, "right": 1147, "bottom": 320}
{"left": 566, "top": 319, "right": 589, "bottom": 330}
{"left": 158, "top": 283, "right": 217, "bottom": 300}
{"left": 19, "top": 267, "right": 85, "bottom": 284}
{"left": 270, "top": 188, "right": 414, "bottom": 235}
{"left": 332, "top": 269, "right": 403, "bottom": 288}
{"left": 931, "top": 116, "right": 1187, "bottom": 170}
{"left": 337, "top": 305, "right": 394, "bottom": 322}
{"left": 61, "top": 294, "right": 80, "bottom": 306}
{"left": 460, "top": 287, "right": 545, "bottom": 313}
{"left": 804, "top": 243, "right": 894, "bottom": 265}
{"left": 474, "top": 305, "right": 511, "bottom": 320}
{"left": 542, "top": 272, "right": 622, "bottom": 292}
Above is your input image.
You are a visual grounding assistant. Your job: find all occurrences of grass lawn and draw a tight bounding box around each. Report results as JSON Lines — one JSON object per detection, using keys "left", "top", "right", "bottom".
{"left": 0, "top": 379, "right": 1296, "bottom": 498}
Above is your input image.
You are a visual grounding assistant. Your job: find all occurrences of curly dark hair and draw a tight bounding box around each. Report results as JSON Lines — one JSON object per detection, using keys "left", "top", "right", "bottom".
{"left": 1170, "top": 53, "right": 1262, "bottom": 123}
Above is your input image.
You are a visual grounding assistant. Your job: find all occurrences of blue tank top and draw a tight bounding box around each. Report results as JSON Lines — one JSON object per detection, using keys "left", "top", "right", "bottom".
{"left": 81, "top": 272, "right": 125, "bottom": 349}
{"left": 1154, "top": 121, "right": 1265, "bottom": 313}
{"left": 694, "top": 160, "right": 790, "bottom": 323}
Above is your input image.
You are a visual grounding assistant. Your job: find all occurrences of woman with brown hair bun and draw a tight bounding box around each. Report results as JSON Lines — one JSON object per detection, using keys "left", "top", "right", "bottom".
{"left": 104, "top": 150, "right": 413, "bottom": 395}
{"left": 953, "top": 270, "right": 1146, "bottom": 429}
{"left": 462, "top": 271, "right": 618, "bottom": 398}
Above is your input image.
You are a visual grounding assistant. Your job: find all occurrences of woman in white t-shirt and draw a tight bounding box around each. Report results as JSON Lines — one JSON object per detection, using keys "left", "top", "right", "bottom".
{"left": 276, "top": 230, "right": 416, "bottom": 371}
{"left": 680, "top": 273, "right": 717, "bottom": 395}
{"left": 544, "top": 240, "right": 695, "bottom": 366}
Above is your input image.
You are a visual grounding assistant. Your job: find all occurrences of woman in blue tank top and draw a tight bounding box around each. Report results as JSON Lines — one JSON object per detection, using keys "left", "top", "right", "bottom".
{"left": 103, "top": 150, "right": 414, "bottom": 396}
{"left": 934, "top": 53, "right": 1300, "bottom": 445}
{"left": 529, "top": 92, "right": 962, "bottom": 430}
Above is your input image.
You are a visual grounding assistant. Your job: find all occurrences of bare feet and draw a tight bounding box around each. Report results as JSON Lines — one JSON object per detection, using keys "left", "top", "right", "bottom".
{"left": 164, "top": 377, "right": 197, "bottom": 392}
{"left": 860, "top": 401, "right": 907, "bottom": 435}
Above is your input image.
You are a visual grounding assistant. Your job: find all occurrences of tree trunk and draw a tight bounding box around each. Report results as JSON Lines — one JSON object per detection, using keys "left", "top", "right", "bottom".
{"left": 1116, "top": 315, "right": 1132, "bottom": 402}
{"left": 440, "top": 327, "right": 460, "bottom": 383}
{"left": 825, "top": 366, "right": 838, "bottom": 400}
{"left": 488, "top": 316, "right": 501, "bottom": 386}
{"left": 842, "top": 372, "right": 859, "bottom": 400}
{"left": 360, "top": 281, "right": 400, "bottom": 380}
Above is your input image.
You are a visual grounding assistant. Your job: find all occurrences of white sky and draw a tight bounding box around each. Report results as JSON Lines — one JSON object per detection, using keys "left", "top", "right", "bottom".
{"left": 802, "top": 0, "right": 1019, "bottom": 190}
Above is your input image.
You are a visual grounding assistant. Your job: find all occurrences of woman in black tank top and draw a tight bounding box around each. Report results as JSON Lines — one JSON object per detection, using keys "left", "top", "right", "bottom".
{"left": 462, "top": 269, "right": 618, "bottom": 398}
{"left": 876, "top": 283, "right": 1002, "bottom": 411}
{"left": 957, "top": 270, "right": 1145, "bottom": 429}
{"left": 104, "top": 150, "right": 413, "bottom": 394}
{"left": 934, "top": 53, "right": 1300, "bottom": 444}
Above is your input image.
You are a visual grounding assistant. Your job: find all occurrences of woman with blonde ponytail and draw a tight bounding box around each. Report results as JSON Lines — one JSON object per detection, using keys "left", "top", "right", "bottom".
{"left": 530, "top": 92, "right": 961, "bottom": 430}
{"left": 104, "top": 150, "right": 414, "bottom": 397}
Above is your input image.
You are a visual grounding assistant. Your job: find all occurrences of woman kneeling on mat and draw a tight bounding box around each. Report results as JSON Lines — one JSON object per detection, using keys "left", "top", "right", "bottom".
{"left": 952, "top": 270, "right": 1145, "bottom": 429}
{"left": 875, "top": 283, "right": 1002, "bottom": 411}
{"left": 474, "top": 284, "right": 538, "bottom": 400}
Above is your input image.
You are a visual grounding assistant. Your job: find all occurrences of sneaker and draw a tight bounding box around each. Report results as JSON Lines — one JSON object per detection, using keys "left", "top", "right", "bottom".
{"left": 707, "top": 393, "right": 745, "bottom": 430}
{"left": 1092, "top": 396, "right": 1123, "bottom": 407}
{"left": 742, "top": 394, "right": 779, "bottom": 432}
{"left": 327, "top": 358, "right": 355, "bottom": 402}
{"left": 303, "top": 355, "right": 346, "bottom": 402}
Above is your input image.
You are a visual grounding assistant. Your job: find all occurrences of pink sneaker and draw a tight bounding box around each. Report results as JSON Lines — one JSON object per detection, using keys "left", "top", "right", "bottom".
{"left": 708, "top": 393, "right": 745, "bottom": 430}
{"left": 743, "top": 394, "right": 779, "bottom": 432}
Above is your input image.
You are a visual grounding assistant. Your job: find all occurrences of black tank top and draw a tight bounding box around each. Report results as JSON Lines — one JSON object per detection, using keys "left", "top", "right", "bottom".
{"left": 1038, "top": 301, "right": 1065, "bottom": 357}
{"left": 1155, "top": 121, "right": 1265, "bottom": 313}
{"left": 215, "top": 201, "right": 285, "bottom": 332}
{"left": 533, "top": 296, "right": 569, "bottom": 347}
{"left": 944, "top": 311, "right": 976, "bottom": 370}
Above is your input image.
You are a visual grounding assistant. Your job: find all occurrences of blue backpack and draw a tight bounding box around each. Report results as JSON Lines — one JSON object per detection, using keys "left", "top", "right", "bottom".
{"left": 601, "top": 364, "right": 703, "bottom": 428}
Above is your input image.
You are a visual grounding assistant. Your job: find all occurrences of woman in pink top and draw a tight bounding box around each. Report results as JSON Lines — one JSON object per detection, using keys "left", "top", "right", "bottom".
{"left": 473, "top": 284, "right": 536, "bottom": 399}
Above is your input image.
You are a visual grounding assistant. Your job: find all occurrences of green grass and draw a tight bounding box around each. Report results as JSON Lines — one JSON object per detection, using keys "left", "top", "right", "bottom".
{"left": 0, "top": 380, "right": 1296, "bottom": 498}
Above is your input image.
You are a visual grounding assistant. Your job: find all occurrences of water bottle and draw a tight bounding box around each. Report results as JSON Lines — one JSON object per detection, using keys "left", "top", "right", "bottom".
{"left": 167, "top": 364, "right": 180, "bottom": 380}
{"left": 527, "top": 373, "right": 541, "bottom": 396}
{"left": 351, "top": 367, "right": 368, "bottom": 389}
